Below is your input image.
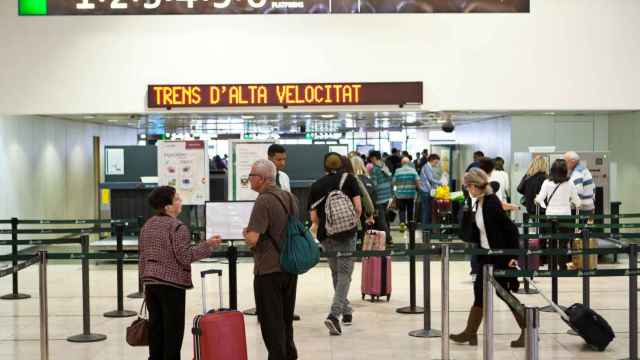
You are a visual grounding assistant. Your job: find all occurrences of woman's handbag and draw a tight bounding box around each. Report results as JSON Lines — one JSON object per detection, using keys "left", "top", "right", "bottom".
{"left": 126, "top": 301, "right": 149, "bottom": 346}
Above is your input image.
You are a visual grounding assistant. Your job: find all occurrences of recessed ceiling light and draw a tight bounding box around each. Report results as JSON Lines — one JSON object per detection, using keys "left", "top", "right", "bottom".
{"left": 544, "top": 112, "right": 556, "bottom": 115}
{"left": 241, "top": 115, "right": 255, "bottom": 119}
{"left": 108, "top": 119, "right": 119, "bottom": 123}
{"left": 83, "top": 115, "right": 96, "bottom": 119}
{"left": 321, "top": 114, "right": 335, "bottom": 119}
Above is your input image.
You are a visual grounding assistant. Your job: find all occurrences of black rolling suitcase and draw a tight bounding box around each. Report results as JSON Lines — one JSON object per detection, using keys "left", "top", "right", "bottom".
{"left": 525, "top": 272, "right": 615, "bottom": 351}
{"left": 563, "top": 303, "right": 615, "bottom": 351}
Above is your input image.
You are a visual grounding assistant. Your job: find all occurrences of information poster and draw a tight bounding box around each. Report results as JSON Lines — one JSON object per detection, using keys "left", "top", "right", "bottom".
{"left": 229, "top": 141, "right": 273, "bottom": 201}
{"left": 205, "top": 202, "right": 255, "bottom": 240}
{"left": 158, "top": 140, "right": 209, "bottom": 205}
{"left": 105, "top": 148, "right": 125, "bottom": 175}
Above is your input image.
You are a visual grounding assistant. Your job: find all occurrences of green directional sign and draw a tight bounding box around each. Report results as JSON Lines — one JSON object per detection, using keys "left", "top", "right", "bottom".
{"left": 19, "top": 0, "right": 47, "bottom": 15}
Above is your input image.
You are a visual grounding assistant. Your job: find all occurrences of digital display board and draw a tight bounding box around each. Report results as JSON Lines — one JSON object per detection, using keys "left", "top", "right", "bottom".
{"left": 18, "top": 0, "right": 529, "bottom": 15}
{"left": 147, "top": 82, "right": 423, "bottom": 108}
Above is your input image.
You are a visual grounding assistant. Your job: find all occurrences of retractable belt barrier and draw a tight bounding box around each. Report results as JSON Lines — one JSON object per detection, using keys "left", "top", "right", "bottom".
{"left": 0, "top": 252, "right": 49, "bottom": 360}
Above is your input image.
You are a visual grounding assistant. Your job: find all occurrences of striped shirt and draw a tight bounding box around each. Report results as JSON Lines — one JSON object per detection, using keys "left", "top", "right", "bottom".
{"left": 393, "top": 164, "right": 420, "bottom": 199}
{"left": 570, "top": 163, "right": 595, "bottom": 211}
{"left": 370, "top": 164, "right": 393, "bottom": 205}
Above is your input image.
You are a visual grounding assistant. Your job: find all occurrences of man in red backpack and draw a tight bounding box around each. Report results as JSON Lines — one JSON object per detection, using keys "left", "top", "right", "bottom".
{"left": 308, "top": 152, "right": 362, "bottom": 335}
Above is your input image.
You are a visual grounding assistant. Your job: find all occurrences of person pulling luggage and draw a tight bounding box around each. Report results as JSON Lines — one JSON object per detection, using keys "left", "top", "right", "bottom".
{"left": 450, "top": 168, "right": 525, "bottom": 348}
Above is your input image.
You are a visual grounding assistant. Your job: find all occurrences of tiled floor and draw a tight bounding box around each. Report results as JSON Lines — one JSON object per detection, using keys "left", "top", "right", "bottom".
{"left": 0, "top": 249, "right": 636, "bottom": 360}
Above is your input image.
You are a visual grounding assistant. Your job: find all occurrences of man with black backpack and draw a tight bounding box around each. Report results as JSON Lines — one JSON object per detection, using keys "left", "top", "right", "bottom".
{"left": 308, "top": 152, "right": 362, "bottom": 336}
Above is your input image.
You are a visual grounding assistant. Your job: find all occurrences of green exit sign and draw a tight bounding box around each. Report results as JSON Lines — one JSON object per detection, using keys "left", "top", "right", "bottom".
{"left": 19, "top": 0, "right": 48, "bottom": 15}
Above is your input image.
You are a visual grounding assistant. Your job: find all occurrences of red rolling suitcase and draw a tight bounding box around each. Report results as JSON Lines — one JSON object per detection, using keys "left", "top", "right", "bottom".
{"left": 192, "top": 269, "right": 247, "bottom": 360}
{"left": 361, "top": 230, "right": 392, "bottom": 302}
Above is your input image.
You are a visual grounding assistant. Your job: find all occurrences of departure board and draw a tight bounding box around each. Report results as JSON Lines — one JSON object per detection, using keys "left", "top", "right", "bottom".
{"left": 18, "top": 0, "right": 529, "bottom": 15}
{"left": 147, "top": 82, "right": 423, "bottom": 108}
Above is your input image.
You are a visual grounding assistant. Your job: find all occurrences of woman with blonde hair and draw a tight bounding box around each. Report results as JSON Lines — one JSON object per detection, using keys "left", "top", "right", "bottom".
{"left": 517, "top": 155, "right": 548, "bottom": 215}
{"left": 450, "top": 168, "right": 524, "bottom": 347}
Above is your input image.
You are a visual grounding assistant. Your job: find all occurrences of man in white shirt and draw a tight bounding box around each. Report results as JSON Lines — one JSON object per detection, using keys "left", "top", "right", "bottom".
{"left": 268, "top": 144, "right": 291, "bottom": 192}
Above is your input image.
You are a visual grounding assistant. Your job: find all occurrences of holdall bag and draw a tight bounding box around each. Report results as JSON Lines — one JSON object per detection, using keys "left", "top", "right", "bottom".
{"left": 126, "top": 301, "right": 149, "bottom": 347}
{"left": 523, "top": 271, "right": 614, "bottom": 351}
{"left": 571, "top": 237, "right": 598, "bottom": 270}
{"left": 192, "top": 269, "right": 248, "bottom": 360}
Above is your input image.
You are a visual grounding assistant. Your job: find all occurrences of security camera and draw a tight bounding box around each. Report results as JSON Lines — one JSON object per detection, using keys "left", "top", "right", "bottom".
{"left": 442, "top": 119, "right": 455, "bottom": 133}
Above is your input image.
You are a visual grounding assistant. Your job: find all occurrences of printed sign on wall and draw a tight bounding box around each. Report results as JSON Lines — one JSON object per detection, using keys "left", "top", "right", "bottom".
{"left": 157, "top": 140, "right": 209, "bottom": 205}
{"left": 229, "top": 141, "right": 273, "bottom": 201}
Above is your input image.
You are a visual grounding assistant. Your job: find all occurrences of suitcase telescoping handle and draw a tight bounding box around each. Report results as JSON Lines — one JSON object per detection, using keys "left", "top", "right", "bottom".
{"left": 200, "top": 269, "right": 224, "bottom": 314}
{"left": 516, "top": 266, "right": 570, "bottom": 322}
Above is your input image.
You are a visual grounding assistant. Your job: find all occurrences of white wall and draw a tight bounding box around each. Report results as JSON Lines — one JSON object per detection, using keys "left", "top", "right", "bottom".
{"left": 511, "top": 114, "right": 609, "bottom": 154}
{"left": 0, "top": 116, "right": 137, "bottom": 220}
{"left": 1, "top": 0, "right": 640, "bottom": 115}
{"left": 454, "top": 116, "right": 513, "bottom": 169}
{"left": 608, "top": 112, "right": 640, "bottom": 214}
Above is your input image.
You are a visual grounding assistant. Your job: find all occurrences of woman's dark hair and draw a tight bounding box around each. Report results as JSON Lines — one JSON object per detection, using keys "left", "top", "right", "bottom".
{"left": 549, "top": 159, "right": 569, "bottom": 184}
{"left": 494, "top": 157, "right": 505, "bottom": 171}
{"left": 427, "top": 154, "right": 440, "bottom": 162}
{"left": 478, "top": 157, "right": 495, "bottom": 174}
{"left": 148, "top": 186, "right": 176, "bottom": 214}
{"left": 368, "top": 150, "right": 382, "bottom": 161}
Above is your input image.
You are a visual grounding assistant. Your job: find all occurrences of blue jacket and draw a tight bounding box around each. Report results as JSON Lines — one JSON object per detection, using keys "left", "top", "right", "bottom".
{"left": 419, "top": 163, "right": 441, "bottom": 194}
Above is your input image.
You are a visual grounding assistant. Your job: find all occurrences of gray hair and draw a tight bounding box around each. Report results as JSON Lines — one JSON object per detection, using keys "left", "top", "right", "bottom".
{"left": 564, "top": 151, "right": 580, "bottom": 161}
{"left": 463, "top": 168, "right": 493, "bottom": 195}
{"left": 252, "top": 159, "right": 276, "bottom": 181}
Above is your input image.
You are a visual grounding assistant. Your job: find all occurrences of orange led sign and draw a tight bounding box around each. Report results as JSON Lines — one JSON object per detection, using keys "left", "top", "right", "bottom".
{"left": 147, "top": 82, "right": 422, "bottom": 108}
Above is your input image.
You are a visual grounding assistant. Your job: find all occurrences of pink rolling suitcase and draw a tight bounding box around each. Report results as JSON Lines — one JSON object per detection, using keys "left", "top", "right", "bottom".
{"left": 361, "top": 230, "right": 392, "bottom": 302}
{"left": 519, "top": 238, "right": 542, "bottom": 270}
{"left": 192, "top": 269, "right": 248, "bottom": 360}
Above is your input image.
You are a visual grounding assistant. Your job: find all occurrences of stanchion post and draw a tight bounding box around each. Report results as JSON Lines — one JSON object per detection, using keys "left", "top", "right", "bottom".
{"left": 1, "top": 217, "right": 31, "bottom": 300}
{"left": 409, "top": 230, "right": 440, "bottom": 338}
{"left": 127, "top": 217, "right": 145, "bottom": 299}
{"left": 518, "top": 213, "right": 538, "bottom": 295}
{"left": 611, "top": 202, "right": 621, "bottom": 263}
{"left": 104, "top": 224, "right": 136, "bottom": 318}
{"left": 541, "top": 220, "right": 565, "bottom": 313}
{"left": 39, "top": 251, "right": 49, "bottom": 360}
{"left": 525, "top": 307, "right": 540, "bottom": 360}
{"left": 227, "top": 244, "right": 238, "bottom": 311}
{"left": 397, "top": 221, "right": 424, "bottom": 314}
{"left": 621, "top": 243, "right": 638, "bottom": 360}
{"left": 581, "top": 227, "right": 591, "bottom": 308}
{"left": 441, "top": 245, "right": 450, "bottom": 360}
{"left": 483, "top": 264, "right": 494, "bottom": 360}
{"left": 67, "top": 235, "right": 107, "bottom": 343}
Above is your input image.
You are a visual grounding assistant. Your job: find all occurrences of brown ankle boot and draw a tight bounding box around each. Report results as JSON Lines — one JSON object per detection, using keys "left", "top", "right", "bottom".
{"left": 510, "top": 308, "right": 526, "bottom": 348}
{"left": 450, "top": 306, "right": 482, "bottom": 345}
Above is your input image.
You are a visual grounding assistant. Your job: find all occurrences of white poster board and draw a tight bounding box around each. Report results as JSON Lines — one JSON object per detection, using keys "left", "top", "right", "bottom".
{"left": 229, "top": 141, "right": 273, "bottom": 201}
{"left": 157, "top": 140, "right": 210, "bottom": 205}
{"left": 206, "top": 202, "right": 254, "bottom": 240}
{"left": 105, "top": 148, "right": 125, "bottom": 175}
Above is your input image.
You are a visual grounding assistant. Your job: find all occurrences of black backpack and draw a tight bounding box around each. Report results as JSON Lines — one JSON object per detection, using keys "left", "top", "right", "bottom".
{"left": 358, "top": 175, "right": 377, "bottom": 205}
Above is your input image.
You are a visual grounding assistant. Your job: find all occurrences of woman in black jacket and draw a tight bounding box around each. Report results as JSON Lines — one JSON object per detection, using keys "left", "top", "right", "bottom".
{"left": 517, "top": 156, "right": 548, "bottom": 215}
{"left": 450, "top": 168, "right": 525, "bottom": 348}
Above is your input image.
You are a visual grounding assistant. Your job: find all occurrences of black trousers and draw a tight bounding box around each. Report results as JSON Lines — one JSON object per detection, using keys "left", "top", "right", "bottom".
{"left": 146, "top": 284, "right": 186, "bottom": 360}
{"left": 254, "top": 272, "right": 298, "bottom": 360}
{"left": 472, "top": 263, "right": 517, "bottom": 310}
{"left": 398, "top": 198, "right": 415, "bottom": 224}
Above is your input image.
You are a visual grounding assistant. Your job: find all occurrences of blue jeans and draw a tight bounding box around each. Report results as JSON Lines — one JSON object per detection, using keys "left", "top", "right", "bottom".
{"left": 420, "top": 191, "right": 433, "bottom": 226}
